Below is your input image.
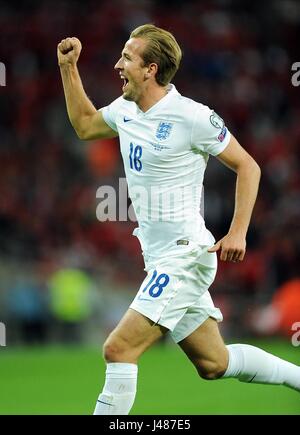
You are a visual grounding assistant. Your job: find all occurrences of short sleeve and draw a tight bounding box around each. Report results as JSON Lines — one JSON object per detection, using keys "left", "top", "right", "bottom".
{"left": 191, "top": 104, "right": 231, "bottom": 156}
{"left": 99, "top": 96, "right": 123, "bottom": 133}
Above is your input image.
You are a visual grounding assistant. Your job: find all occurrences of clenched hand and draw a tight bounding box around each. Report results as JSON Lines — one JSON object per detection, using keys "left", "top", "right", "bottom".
{"left": 57, "top": 37, "right": 82, "bottom": 66}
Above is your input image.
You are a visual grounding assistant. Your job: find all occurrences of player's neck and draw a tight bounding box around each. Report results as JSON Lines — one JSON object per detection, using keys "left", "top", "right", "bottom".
{"left": 137, "top": 84, "right": 168, "bottom": 112}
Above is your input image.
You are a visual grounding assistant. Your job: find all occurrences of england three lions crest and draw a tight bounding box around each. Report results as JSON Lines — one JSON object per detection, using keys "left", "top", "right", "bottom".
{"left": 156, "top": 122, "right": 173, "bottom": 141}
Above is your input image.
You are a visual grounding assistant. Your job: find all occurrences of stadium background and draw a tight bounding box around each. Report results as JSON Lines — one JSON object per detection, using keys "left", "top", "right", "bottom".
{"left": 0, "top": 0, "right": 299, "bottom": 414}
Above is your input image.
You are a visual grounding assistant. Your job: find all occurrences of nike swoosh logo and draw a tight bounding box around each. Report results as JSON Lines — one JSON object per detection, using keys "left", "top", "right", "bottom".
{"left": 123, "top": 117, "right": 132, "bottom": 123}
{"left": 137, "top": 296, "right": 152, "bottom": 302}
{"left": 248, "top": 373, "right": 257, "bottom": 383}
{"left": 97, "top": 400, "right": 113, "bottom": 406}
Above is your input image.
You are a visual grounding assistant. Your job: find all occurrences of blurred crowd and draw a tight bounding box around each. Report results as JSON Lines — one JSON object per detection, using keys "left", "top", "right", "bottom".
{"left": 0, "top": 0, "right": 299, "bottom": 343}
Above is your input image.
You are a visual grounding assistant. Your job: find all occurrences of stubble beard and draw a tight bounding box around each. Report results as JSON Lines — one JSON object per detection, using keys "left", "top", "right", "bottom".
{"left": 123, "top": 82, "right": 141, "bottom": 104}
{"left": 123, "top": 92, "right": 133, "bottom": 101}
{"left": 123, "top": 87, "right": 136, "bottom": 102}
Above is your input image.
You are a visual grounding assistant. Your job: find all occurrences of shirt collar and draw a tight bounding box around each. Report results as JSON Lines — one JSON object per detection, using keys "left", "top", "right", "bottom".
{"left": 135, "top": 84, "right": 179, "bottom": 115}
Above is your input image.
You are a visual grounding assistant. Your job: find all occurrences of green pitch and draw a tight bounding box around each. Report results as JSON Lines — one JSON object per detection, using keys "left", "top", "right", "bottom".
{"left": 0, "top": 339, "right": 299, "bottom": 414}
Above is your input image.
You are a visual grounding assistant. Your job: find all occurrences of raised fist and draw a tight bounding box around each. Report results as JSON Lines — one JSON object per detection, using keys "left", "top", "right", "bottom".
{"left": 57, "top": 37, "right": 82, "bottom": 66}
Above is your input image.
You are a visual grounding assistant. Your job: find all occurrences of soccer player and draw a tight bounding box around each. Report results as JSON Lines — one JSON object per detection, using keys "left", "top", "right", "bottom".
{"left": 58, "top": 24, "right": 300, "bottom": 415}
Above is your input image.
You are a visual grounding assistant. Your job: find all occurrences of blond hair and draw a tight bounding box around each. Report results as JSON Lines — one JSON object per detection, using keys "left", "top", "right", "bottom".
{"left": 130, "top": 24, "right": 182, "bottom": 86}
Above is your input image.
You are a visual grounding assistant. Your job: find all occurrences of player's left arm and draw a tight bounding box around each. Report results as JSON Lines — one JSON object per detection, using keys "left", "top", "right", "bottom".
{"left": 208, "top": 134, "right": 261, "bottom": 262}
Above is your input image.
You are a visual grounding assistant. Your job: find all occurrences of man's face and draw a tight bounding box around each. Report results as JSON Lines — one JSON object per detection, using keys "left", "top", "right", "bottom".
{"left": 114, "top": 38, "right": 149, "bottom": 102}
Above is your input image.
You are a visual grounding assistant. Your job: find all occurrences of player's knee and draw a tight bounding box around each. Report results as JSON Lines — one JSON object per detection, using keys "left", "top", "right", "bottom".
{"left": 102, "top": 337, "right": 124, "bottom": 362}
{"left": 196, "top": 359, "right": 227, "bottom": 380}
{"left": 102, "top": 335, "right": 135, "bottom": 363}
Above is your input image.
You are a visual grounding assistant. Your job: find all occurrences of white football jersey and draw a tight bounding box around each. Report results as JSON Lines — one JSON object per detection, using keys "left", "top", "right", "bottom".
{"left": 101, "top": 84, "right": 231, "bottom": 258}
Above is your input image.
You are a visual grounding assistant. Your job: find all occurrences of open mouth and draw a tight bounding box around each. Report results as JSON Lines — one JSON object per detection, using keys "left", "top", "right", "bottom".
{"left": 121, "top": 76, "right": 129, "bottom": 91}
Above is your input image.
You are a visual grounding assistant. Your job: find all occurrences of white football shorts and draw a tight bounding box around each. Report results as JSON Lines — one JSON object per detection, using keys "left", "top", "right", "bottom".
{"left": 129, "top": 244, "right": 223, "bottom": 343}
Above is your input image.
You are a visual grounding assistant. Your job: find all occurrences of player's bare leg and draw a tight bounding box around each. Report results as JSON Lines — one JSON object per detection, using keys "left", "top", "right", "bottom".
{"left": 179, "top": 317, "right": 300, "bottom": 391}
{"left": 178, "top": 317, "right": 228, "bottom": 379}
{"left": 93, "top": 308, "right": 168, "bottom": 415}
{"left": 103, "top": 308, "right": 168, "bottom": 364}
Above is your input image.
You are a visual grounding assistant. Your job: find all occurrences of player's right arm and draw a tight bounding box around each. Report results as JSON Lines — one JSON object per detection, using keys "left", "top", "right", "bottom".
{"left": 57, "top": 37, "right": 118, "bottom": 140}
